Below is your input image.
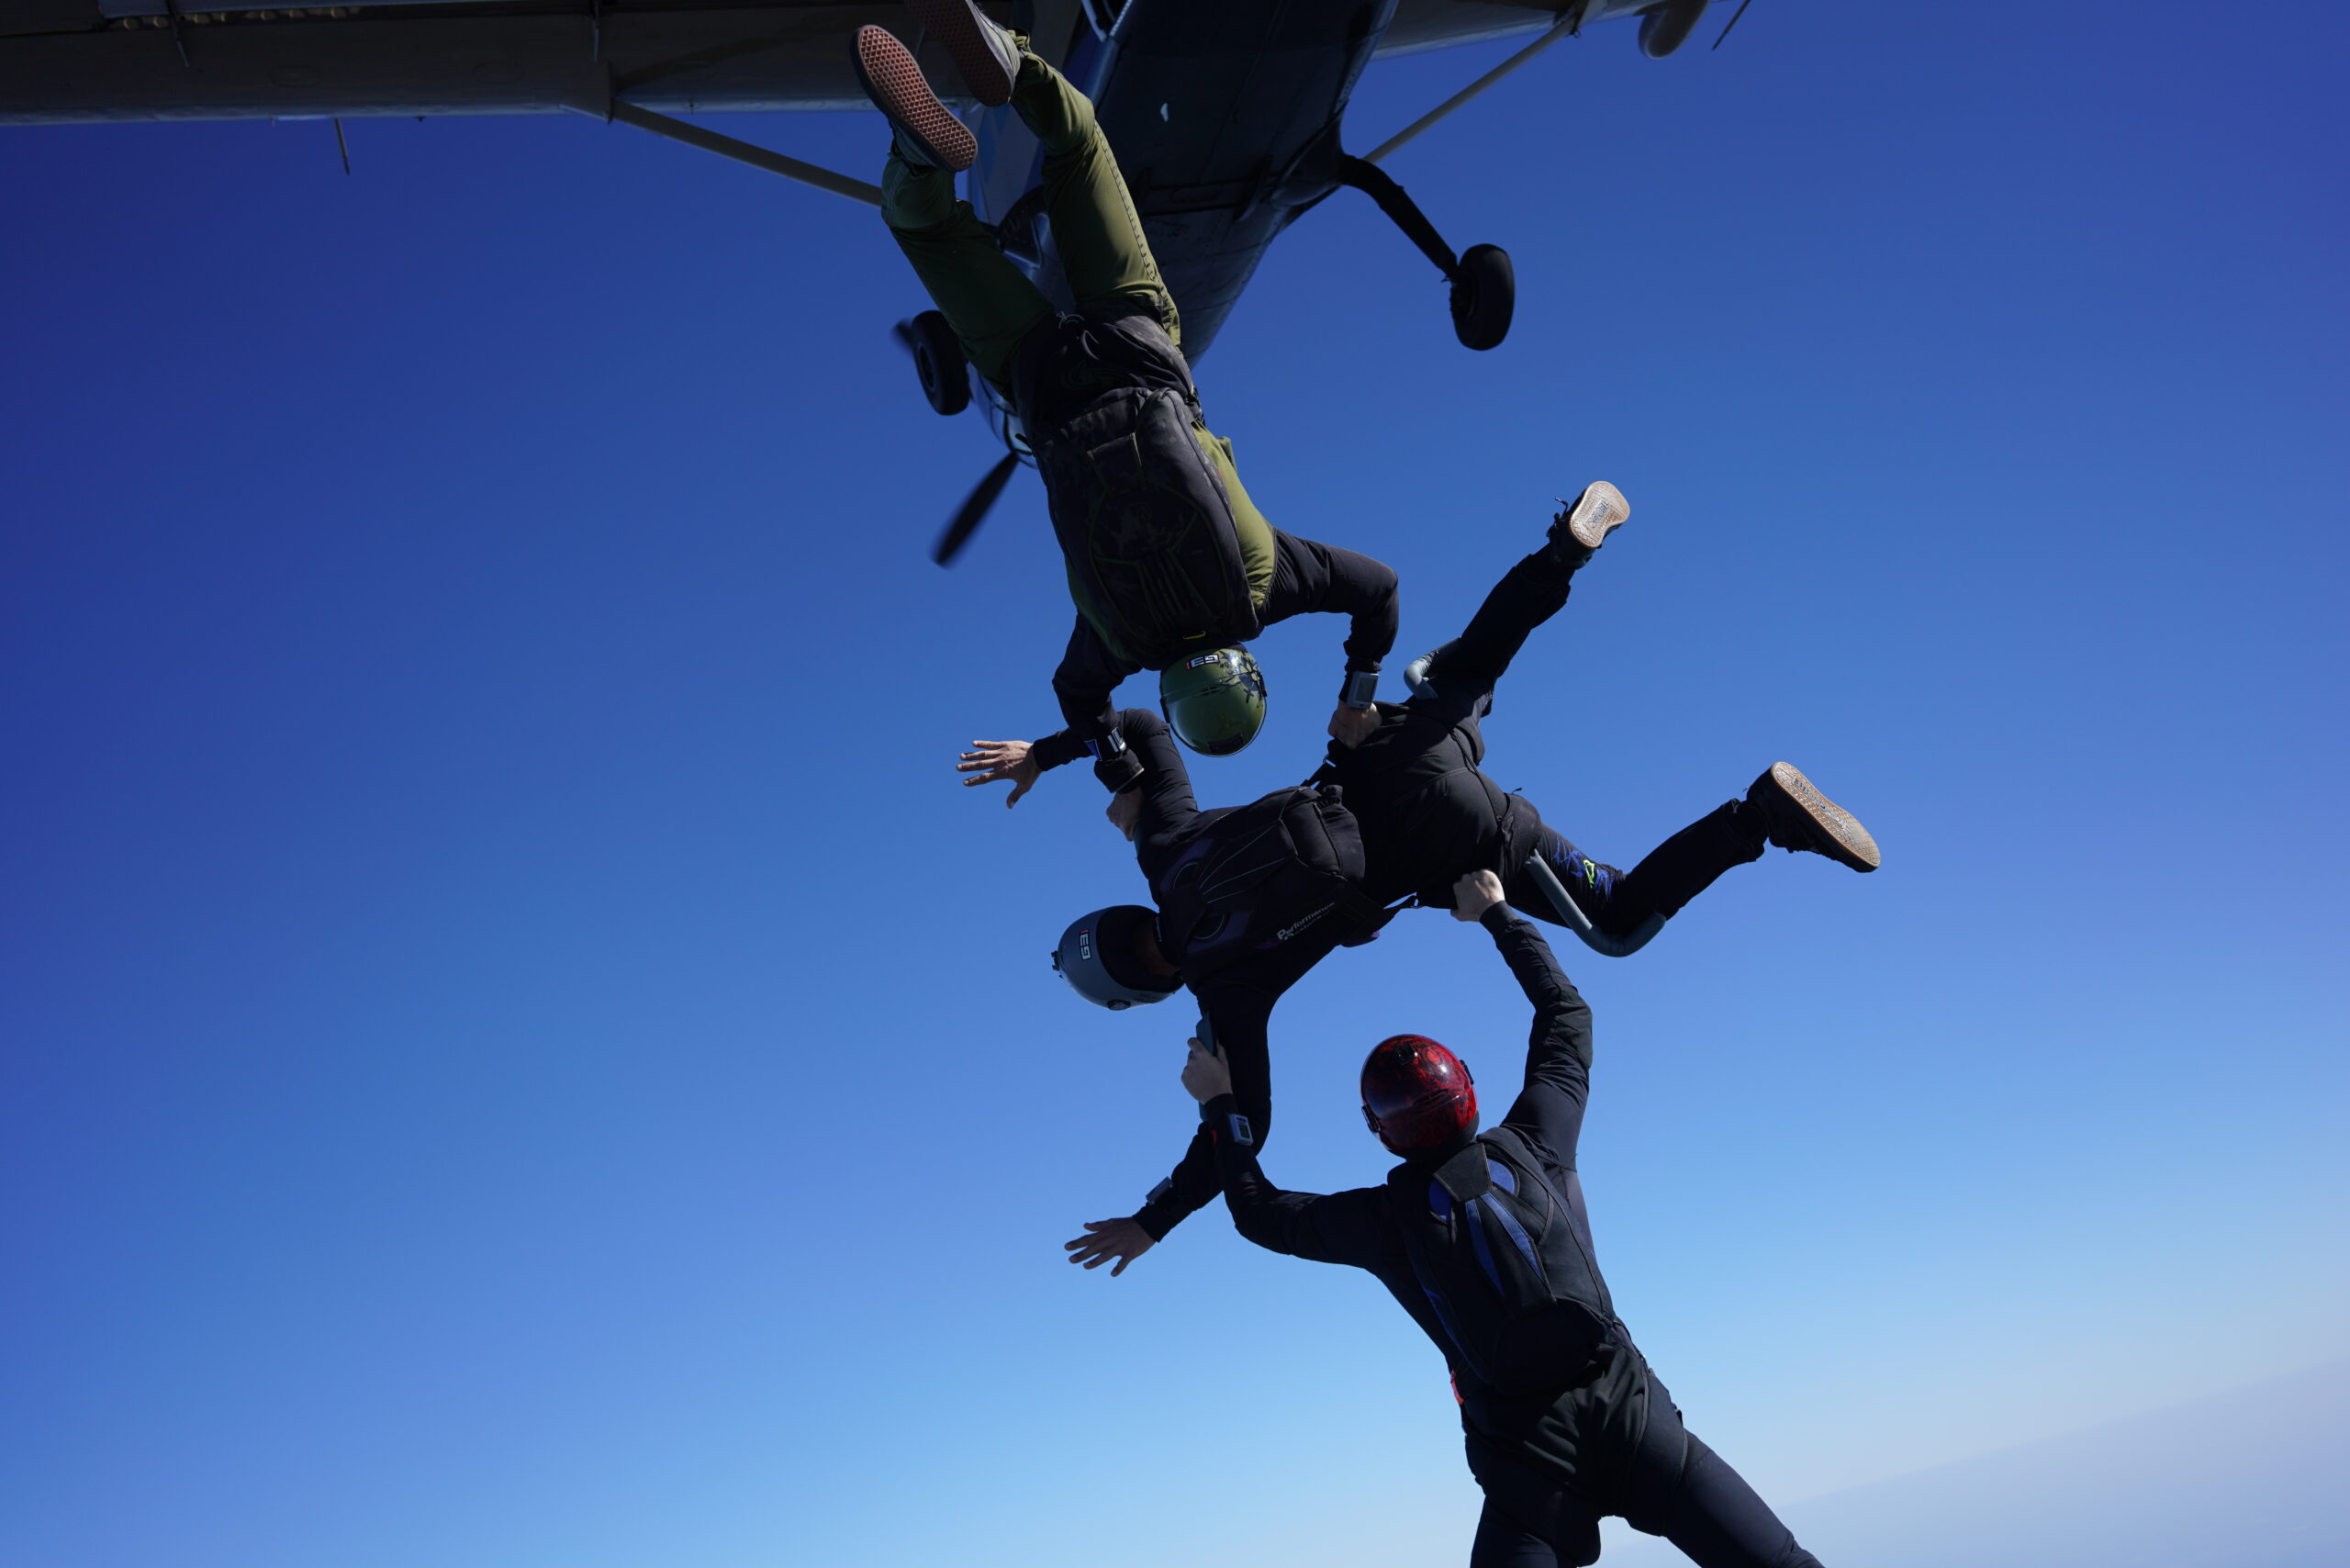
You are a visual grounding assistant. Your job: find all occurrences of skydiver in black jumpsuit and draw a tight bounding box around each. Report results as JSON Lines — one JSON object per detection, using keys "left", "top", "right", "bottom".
{"left": 1049, "top": 493, "right": 1879, "bottom": 1273}
{"left": 1181, "top": 870, "right": 1827, "bottom": 1568}
{"left": 1320, "top": 495, "right": 1876, "bottom": 955}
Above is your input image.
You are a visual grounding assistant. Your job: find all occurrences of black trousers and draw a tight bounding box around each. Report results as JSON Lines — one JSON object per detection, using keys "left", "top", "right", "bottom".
{"left": 1468, "top": 1432, "right": 1821, "bottom": 1568}
{"left": 1465, "top": 1365, "right": 1821, "bottom": 1568}
{"left": 1509, "top": 807, "right": 1762, "bottom": 948}
{"left": 1417, "top": 550, "right": 1769, "bottom": 948}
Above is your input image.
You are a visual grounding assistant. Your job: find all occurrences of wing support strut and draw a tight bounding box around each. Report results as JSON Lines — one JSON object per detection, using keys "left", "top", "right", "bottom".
{"left": 607, "top": 102, "right": 882, "bottom": 207}
{"left": 1361, "top": 9, "right": 1580, "bottom": 165}
{"left": 561, "top": 70, "right": 881, "bottom": 207}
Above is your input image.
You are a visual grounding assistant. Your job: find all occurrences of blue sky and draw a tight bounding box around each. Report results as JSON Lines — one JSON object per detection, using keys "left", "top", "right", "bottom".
{"left": 3, "top": 3, "right": 2344, "bottom": 1565}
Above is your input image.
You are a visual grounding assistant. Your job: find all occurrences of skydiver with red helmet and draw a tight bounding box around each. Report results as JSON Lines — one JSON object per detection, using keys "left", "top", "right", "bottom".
{"left": 1181, "top": 869, "right": 1827, "bottom": 1568}
{"left": 1025, "top": 485, "right": 1878, "bottom": 1275}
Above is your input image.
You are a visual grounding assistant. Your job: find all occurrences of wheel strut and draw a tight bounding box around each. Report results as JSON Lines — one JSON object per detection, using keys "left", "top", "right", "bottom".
{"left": 1331, "top": 154, "right": 1514, "bottom": 351}
{"left": 1333, "top": 154, "right": 1458, "bottom": 279}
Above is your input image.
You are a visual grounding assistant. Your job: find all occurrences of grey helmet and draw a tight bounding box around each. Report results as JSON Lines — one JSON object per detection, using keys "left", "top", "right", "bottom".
{"left": 1053, "top": 906, "right": 1181, "bottom": 1010}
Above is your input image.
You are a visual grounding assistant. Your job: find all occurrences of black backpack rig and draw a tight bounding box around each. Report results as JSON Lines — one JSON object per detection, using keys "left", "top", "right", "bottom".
{"left": 1011, "top": 304, "right": 1262, "bottom": 671}
{"left": 1149, "top": 781, "right": 1393, "bottom": 984}
{"left": 1389, "top": 1129, "right": 1620, "bottom": 1396}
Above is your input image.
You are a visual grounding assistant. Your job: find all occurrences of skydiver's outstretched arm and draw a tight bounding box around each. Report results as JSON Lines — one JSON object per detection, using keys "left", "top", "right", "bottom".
{"left": 1453, "top": 871, "right": 1594, "bottom": 1170}
{"left": 958, "top": 705, "right": 1187, "bottom": 819}
{"left": 964, "top": 621, "right": 1150, "bottom": 798}
{"left": 1267, "top": 532, "right": 1399, "bottom": 746}
{"left": 1063, "top": 986, "right": 1278, "bottom": 1273}
{"left": 1114, "top": 708, "right": 1198, "bottom": 846}
{"left": 1267, "top": 532, "right": 1400, "bottom": 687}
{"left": 1027, "top": 619, "right": 1147, "bottom": 790}
{"left": 1183, "top": 1040, "right": 1392, "bottom": 1269}
{"left": 1126, "top": 975, "right": 1279, "bottom": 1242}
{"left": 1102, "top": 707, "right": 1198, "bottom": 836}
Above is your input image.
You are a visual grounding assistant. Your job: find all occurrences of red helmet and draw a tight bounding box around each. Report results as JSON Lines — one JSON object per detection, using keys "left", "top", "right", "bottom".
{"left": 1360, "top": 1035, "right": 1478, "bottom": 1157}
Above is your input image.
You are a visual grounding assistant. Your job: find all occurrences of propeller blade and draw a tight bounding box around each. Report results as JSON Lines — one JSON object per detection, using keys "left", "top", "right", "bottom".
{"left": 934, "top": 452, "right": 1021, "bottom": 566}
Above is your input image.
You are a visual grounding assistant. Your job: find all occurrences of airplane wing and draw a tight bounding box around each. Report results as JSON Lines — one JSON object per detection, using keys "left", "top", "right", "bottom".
{"left": 0, "top": 0, "right": 979, "bottom": 124}
{"left": 0, "top": 0, "right": 1606, "bottom": 127}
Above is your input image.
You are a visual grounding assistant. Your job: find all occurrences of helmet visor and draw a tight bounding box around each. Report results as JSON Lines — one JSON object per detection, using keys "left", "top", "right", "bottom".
{"left": 1053, "top": 906, "right": 1181, "bottom": 1010}
{"left": 1159, "top": 647, "right": 1267, "bottom": 756}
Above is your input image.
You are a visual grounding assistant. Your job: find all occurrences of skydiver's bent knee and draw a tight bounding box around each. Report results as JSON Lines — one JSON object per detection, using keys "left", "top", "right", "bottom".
{"left": 1508, "top": 826, "right": 1662, "bottom": 955}
{"left": 1009, "top": 51, "right": 1102, "bottom": 154}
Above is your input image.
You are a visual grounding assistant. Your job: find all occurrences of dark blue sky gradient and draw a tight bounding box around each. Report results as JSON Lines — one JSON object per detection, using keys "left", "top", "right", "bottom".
{"left": 4, "top": 5, "right": 2345, "bottom": 1564}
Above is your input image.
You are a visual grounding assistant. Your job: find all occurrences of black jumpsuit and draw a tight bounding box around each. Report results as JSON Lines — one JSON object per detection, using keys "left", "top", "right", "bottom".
{"left": 1030, "top": 529, "right": 1400, "bottom": 783}
{"left": 1326, "top": 544, "right": 1777, "bottom": 950}
{"left": 1114, "top": 540, "right": 1790, "bottom": 1244}
{"left": 1114, "top": 706, "right": 1356, "bottom": 1244}
{"left": 1200, "top": 909, "right": 1825, "bottom": 1568}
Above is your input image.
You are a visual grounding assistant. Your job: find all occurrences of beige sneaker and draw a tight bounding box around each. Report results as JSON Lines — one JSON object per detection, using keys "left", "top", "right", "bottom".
{"left": 1749, "top": 761, "right": 1882, "bottom": 872}
{"left": 1550, "top": 480, "right": 1630, "bottom": 554}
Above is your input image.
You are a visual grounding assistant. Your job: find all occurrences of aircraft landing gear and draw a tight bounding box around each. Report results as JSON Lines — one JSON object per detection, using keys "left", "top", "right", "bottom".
{"left": 1334, "top": 154, "right": 1515, "bottom": 351}
{"left": 1639, "top": 0, "right": 1711, "bottom": 59}
{"left": 899, "top": 309, "right": 971, "bottom": 416}
{"left": 1450, "top": 244, "right": 1515, "bottom": 354}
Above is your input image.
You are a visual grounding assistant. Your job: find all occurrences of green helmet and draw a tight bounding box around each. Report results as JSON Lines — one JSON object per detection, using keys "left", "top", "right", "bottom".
{"left": 1159, "top": 645, "right": 1268, "bottom": 756}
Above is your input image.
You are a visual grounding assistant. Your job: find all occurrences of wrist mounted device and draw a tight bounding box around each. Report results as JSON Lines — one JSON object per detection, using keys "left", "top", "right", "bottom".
{"left": 1340, "top": 670, "right": 1378, "bottom": 710}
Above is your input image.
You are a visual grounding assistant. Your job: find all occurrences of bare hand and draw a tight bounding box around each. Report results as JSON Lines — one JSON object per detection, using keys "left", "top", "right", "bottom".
{"left": 1327, "top": 702, "right": 1381, "bottom": 750}
{"left": 1064, "top": 1216, "right": 1156, "bottom": 1276}
{"left": 1106, "top": 786, "right": 1142, "bottom": 840}
{"left": 1181, "top": 1036, "right": 1233, "bottom": 1103}
{"left": 1451, "top": 868, "right": 1507, "bottom": 923}
{"left": 957, "top": 739, "right": 1040, "bottom": 807}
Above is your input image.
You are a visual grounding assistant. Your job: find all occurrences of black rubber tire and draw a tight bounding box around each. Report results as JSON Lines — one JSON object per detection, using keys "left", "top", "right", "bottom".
{"left": 1449, "top": 244, "right": 1515, "bottom": 351}
{"left": 1638, "top": 0, "right": 1709, "bottom": 59}
{"left": 910, "top": 309, "right": 971, "bottom": 416}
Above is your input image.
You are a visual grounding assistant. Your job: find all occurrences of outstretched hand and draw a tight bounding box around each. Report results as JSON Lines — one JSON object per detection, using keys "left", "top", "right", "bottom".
{"left": 957, "top": 739, "right": 1040, "bottom": 807}
{"left": 1181, "top": 1036, "right": 1232, "bottom": 1103}
{"left": 1451, "top": 868, "right": 1507, "bottom": 923}
{"left": 1064, "top": 1216, "right": 1155, "bottom": 1276}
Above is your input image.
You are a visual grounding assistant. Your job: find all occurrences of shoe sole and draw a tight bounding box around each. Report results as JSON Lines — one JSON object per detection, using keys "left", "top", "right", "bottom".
{"left": 855, "top": 26, "right": 976, "bottom": 171}
{"left": 908, "top": 0, "right": 1019, "bottom": 106}
{"left": 1565, "top": 480, "right": 1629, "bottom": 551}
{"left": 1768, "top": 761, "right": 1881, "bottom": 872}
